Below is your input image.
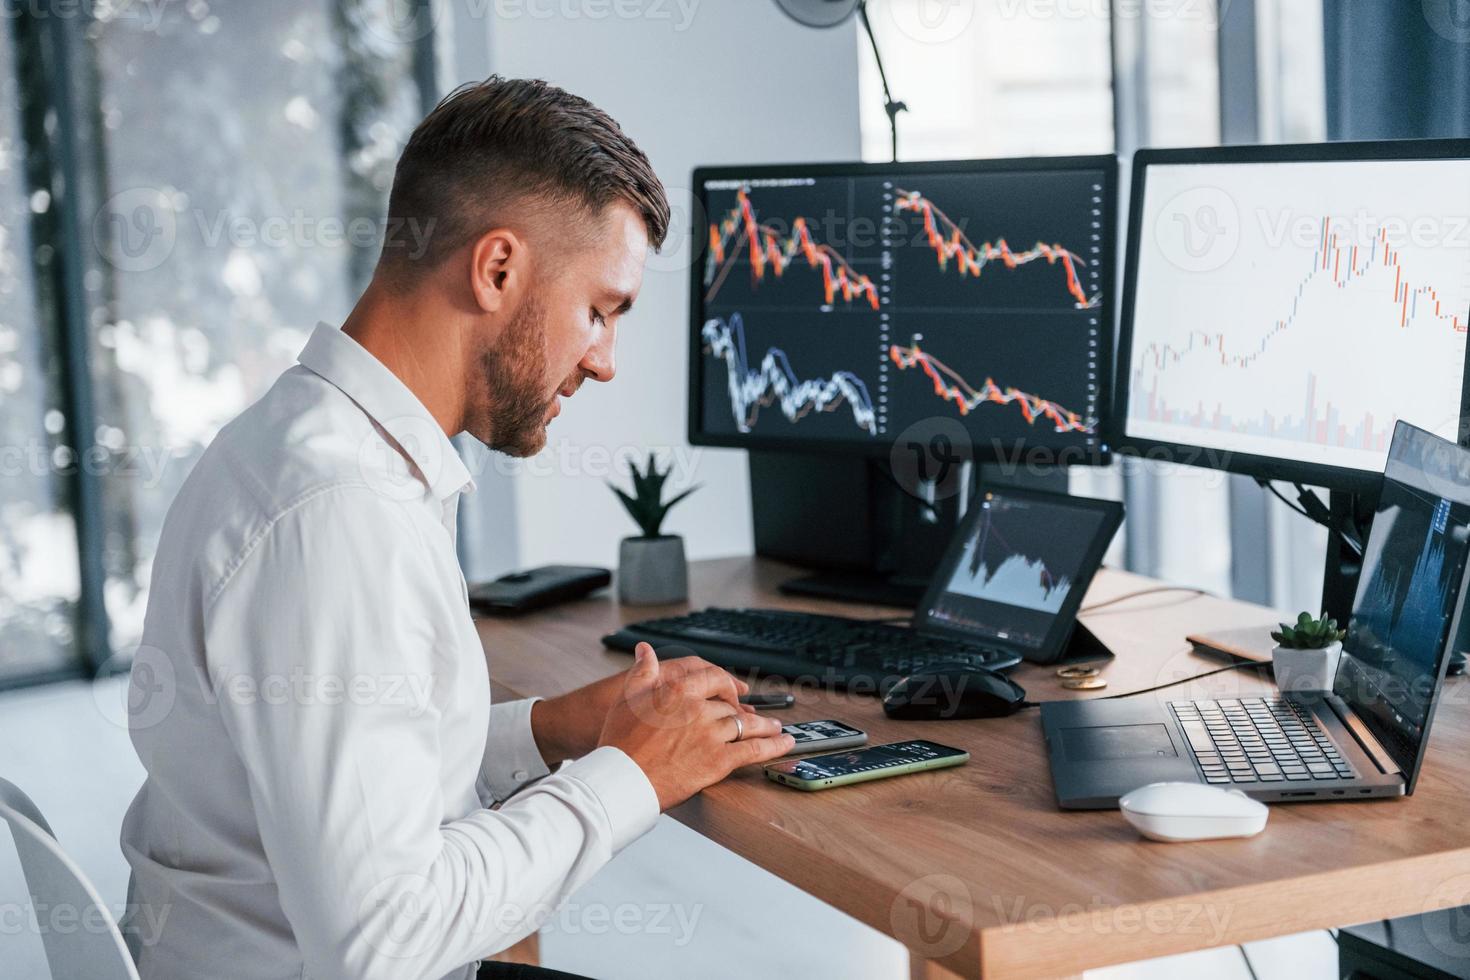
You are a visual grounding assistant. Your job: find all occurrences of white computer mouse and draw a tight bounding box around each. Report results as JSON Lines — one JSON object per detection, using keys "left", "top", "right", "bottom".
{"left": 1118, "top": 782, "right": 1269, "bottom": 842}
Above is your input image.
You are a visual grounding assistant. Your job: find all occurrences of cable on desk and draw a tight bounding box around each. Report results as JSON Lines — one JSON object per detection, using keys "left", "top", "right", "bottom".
{"left": 1079, "top": 586, "right": 1209, "bottom": 614}
{"left": 1097, "top": 659, "right": 1270, "bottom": 700}
{"left": 1021, "top": 660, "right": 1269, "bottom": 711}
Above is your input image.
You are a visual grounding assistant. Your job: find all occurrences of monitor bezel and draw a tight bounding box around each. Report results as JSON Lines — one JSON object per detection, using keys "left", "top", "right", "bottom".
{"left": 1112, "top": 138, "right": 1470, "bottom": 493}
{"left": 913, "top": 485, "right": 1125, "bottom": 664}
{"left": 687, "top": 154, "right": 1120, "bottom": 464}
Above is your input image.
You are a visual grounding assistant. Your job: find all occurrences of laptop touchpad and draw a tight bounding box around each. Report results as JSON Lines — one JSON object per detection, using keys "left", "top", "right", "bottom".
{"left": 1061, "top": 724, "right": 1178, "bottom": 761}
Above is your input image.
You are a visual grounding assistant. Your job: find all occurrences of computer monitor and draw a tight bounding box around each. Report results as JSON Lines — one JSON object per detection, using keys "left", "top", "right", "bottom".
{"left": 688, "top": 156, "right": 1117, "bottom": 465}
{"left": 1115, "top": 140, "right": 1470, "bottom": 491}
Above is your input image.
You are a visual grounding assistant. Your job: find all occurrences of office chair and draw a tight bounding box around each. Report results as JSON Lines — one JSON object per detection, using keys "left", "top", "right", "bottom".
{"left": 0, "top": 776, "right": 141, "bottom": 980}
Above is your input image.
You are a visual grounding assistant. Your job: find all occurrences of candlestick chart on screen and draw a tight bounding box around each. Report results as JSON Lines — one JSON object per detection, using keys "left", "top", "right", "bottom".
{"left": 696, "top": 168, "right": 1108, "bottom": 455}
{"left": 1127, "top": 163, "right": 1470, "bottom": 475}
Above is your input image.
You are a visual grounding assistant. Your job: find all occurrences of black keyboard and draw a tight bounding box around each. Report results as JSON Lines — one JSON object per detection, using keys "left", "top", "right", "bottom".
{"left": 1171, "top": 697, "right": 1356, "bottom": 785}
{"left": 601, "top": 607, "right": 1022, "bottom": 692}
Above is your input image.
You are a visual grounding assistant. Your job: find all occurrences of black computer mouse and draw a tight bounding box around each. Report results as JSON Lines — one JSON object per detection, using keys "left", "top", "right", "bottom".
{"left": 881, "top": 663, "right": 1029, "bottom": 720}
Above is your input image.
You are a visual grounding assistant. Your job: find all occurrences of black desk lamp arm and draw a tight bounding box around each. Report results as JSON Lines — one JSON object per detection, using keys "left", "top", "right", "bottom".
{"left": 856, "top": 0, "right": 906, "bottom": 162}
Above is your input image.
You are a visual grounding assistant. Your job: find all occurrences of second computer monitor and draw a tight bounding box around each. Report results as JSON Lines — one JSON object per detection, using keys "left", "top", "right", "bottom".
{"left": 688, "top": 156, "right": 1117, "bottom": 463}
{"left": 1116, "top": 140, "right": 1470, "bottom": 489}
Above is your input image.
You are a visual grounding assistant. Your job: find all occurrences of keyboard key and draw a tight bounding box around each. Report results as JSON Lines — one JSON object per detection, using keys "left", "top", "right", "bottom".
{"left": 1180, "top": 723, "right": 1214, "bottom": 752}
{"left": 1254, "top": 763, "right": 1282, "bottom": 775}
{"left": 1258, "top": 774, "right": 1285, "bottom": 781}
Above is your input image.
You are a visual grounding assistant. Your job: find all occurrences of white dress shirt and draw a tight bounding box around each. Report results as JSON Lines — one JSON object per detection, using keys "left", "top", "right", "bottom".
{"left": 119, "top": 323, "right": 659, "bottom": 980}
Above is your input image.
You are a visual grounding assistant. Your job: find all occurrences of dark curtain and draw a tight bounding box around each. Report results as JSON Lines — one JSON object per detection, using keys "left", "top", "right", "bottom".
{"left": 1324, "top": 0, "right": 1470, "bottom": 139}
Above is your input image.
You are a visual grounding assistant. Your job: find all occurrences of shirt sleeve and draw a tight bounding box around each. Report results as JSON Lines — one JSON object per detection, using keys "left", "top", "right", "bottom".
{"left": 204, "top": 487, "right": 659, "bottom": 980}
{"left": 478, "top": 697, "right": 552, "bottom": 805}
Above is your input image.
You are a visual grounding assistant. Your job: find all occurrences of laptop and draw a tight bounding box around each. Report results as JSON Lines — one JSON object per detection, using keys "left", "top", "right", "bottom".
{"left": 1042, "top": 421, "right": 1470, "bottom": 808}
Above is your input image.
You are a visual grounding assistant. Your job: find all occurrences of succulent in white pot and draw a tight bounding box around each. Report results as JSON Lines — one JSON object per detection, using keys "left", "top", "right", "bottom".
{"left": 1270, "top": 612, "right": 1347, "bottom": 694}
{"left": 608, "top": 454, "right": 700, "bottom": 605}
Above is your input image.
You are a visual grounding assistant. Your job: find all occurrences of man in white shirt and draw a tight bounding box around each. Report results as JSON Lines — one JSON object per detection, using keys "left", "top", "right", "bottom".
{"left": 119, "top": 76, "right": 795, "bottom": 980}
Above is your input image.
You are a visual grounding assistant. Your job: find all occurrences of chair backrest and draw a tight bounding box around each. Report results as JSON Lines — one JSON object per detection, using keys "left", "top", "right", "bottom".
{"left": 0, "top": 777, "right": 140, "bottom": 980}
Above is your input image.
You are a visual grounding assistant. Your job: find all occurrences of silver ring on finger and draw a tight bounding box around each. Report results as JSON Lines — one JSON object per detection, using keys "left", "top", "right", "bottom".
{"left": 729, "top": 713, "right": 744, "bottom": 743}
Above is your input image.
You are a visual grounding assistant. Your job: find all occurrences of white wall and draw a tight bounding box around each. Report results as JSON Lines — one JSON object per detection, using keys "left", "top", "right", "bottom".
{"left": 449, "top": 0, "right": 863, "bottom": 573}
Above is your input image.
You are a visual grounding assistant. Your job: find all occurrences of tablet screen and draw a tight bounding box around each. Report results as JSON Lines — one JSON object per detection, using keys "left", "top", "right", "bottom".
{"left": 919, "top": 489, "right": 1122, "bottom": 660}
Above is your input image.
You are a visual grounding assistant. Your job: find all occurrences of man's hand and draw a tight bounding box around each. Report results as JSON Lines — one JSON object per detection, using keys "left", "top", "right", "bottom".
{"left": 597, "top": 643, "right": 794, "bottom": 810}
{"left": 529, "top": 649, "right": 760, "bottom": 767}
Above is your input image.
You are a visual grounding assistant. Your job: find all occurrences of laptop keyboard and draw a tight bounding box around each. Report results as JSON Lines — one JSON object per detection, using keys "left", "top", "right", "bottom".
{"left": 1170, "top": 698, "right": 1356, "bottom": 784}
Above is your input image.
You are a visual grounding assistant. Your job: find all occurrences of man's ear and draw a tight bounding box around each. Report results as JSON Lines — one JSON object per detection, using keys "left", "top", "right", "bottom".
{"left": 468, "top": 228, "right": 522, "bottom": 314}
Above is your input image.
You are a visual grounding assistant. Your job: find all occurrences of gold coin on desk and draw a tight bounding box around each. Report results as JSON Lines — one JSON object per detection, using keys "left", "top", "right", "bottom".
{"left": 1061, "top": 676, "right": 1109, "bottom": 690}
{"left": 1056, "top": 665, "right": 1100, "bottom": 679}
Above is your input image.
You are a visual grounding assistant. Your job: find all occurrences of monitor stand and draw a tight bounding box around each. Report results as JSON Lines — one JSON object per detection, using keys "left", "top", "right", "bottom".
{"left": 1318, "top": 488, "right": 1377, "bottom": 627}
{"left": 749, "top": 450, "right": 963, "bottom": 609}
{"left": 778, "top": 569, "right": 933, "bottom": 608}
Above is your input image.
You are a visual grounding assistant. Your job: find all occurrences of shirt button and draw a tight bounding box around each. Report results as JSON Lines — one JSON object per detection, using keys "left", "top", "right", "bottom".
{"left": 513, "top": 769, "right": 529, "bottom": 782}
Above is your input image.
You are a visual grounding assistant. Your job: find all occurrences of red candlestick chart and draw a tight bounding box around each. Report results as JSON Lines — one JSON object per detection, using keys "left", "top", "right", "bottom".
{"left": 888, "top": 336, "right": 1094, "bottom": 434}
{"left": 893, "top": 187, "right": 1099, "bottom": 309}
{"left": 705, "top": 189, "right": 879, "bottom": 310}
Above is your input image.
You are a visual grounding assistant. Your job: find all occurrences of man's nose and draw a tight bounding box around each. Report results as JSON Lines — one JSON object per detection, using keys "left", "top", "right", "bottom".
{"left": 581, "top": 328, "right": 616, "bottom": 383}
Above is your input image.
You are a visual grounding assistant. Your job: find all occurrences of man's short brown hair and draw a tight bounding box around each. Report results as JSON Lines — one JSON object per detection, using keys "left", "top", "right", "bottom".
{"left": 380, "top": 76, "right": 669, "bottom": 278}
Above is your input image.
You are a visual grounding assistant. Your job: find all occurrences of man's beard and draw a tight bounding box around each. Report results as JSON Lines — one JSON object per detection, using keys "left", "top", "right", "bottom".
{"left": 471, "top": 297, "right": 571, "bottom": 458}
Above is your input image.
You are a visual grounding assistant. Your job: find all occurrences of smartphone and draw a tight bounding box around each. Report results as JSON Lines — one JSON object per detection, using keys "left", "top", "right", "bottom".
{"left": 764, "top": 739, "right": 969, "bottom": 791}
{"left": 780, "top": 720, "right": 867, "bottom": 756}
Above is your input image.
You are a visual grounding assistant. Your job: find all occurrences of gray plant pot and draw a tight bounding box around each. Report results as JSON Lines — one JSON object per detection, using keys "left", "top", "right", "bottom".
{"left": 618, "top": 535, "right": 688, "bottom": 605}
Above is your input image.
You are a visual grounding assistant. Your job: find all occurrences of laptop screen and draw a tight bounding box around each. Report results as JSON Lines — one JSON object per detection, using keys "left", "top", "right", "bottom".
{"left": 1336, "top": 422, "right": 1470, "bottom": 780}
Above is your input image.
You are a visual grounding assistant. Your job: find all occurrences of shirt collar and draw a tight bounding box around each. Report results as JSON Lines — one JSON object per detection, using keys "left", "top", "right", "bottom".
{"left": 298, "top": 323, "right": 474, "bottom": 501}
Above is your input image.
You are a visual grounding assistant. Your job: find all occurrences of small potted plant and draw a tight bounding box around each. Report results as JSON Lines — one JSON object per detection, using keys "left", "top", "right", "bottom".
{"left": 1270, "top": 612, "right": 1347, "bottom": 694}
{"left": 608, "top": 453, "right": 699, "bottom": 605}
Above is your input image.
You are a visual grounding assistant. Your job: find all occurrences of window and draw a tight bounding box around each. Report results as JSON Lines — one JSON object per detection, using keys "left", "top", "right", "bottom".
{"left": 0, "top": 22, "right": 81, "bottom": 683}
{"left": 0, "top": 0, "right": 435, "bottom": 683}
{"left": 857, "top": 0, "right": 1114, "bottom": 161}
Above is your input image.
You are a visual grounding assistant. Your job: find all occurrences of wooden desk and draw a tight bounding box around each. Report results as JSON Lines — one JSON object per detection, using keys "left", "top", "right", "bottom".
{"left": 476, "top": 557, "right": 1470, "bottom": 979}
